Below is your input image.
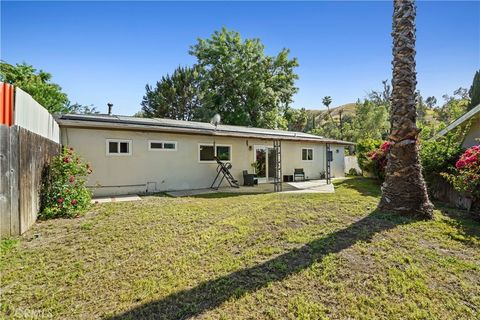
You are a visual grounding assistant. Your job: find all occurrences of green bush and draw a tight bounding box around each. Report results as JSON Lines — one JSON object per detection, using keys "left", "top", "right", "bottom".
{"left": 441, "top": 145, "right": 480, "bottom": 200}
{"left": 40, "top": 147, "right": 92, "bottom": 219}
{"left": 347, "top": 168, "right": 360, "bottom": 176}
{"left": 419, "top": 134, "right": 463, "bottom": 184}
{"left": 356, "top": 138, "right": 382, "bottom": 175}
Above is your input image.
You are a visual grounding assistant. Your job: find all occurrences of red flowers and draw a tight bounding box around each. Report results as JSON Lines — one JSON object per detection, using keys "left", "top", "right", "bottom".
{"left": 455, "top": 159, "right": 466, "bottom": 169}
{"left": 69, "top": 176, "right": 75, "bottom": 183}
{"left": 445, "top": 145, "right": 480, "bottom": 197}
{"left": 455, "top": 146, "right": 480, "bottom": 169}
{"left": 367, "top": 140, "right": 393, "bottom": 180}
{"left": 63, "top": 156, "right": 71, "bottom": 163}
{"left": 57, "top": 198, "right": 64, "bottom": 204}
{"left": 71, "top": 199, "right": 78, "bottom": 206}
{"left": 380, "top": 141, "right": 393, "bottom": 152}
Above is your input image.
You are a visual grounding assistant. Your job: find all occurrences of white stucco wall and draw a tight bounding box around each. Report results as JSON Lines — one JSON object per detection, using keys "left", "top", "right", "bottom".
{"left": 330, "top": 145, "right": 345, "bottom": 178}
{"left": 463, "top": 116, "right": 480, "bottom": 148}
{"left": 344, "top": 155, "right": 362, "bottom": 175}
{"left": 61, "top": 127, "right": 346, "bottom": 196}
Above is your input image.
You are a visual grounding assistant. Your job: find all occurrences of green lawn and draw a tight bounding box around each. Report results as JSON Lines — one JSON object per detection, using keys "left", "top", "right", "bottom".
{"left": 1, "top": 178, "right": 479, "bottom": 319}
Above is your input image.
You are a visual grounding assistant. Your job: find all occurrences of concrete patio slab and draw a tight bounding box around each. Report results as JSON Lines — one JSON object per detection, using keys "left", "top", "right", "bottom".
{"left": 283, "top": 181, "right": 334, "bottom": 193}
{"left": 92, "top": 195, "right": 142, "bottom": 204}
{"left": 165, "top": 179, "right": 334, "bottom": 197}
{"left": 166, "top": 189, "right": 218, "bottom": 197}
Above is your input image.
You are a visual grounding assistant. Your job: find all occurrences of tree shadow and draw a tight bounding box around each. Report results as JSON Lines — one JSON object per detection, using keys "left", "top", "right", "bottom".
{"left": 109, "top": 210, "right": 418, "bottom": 320}
{"left": 436, "top": 202, "right": 480, "bottom": 242}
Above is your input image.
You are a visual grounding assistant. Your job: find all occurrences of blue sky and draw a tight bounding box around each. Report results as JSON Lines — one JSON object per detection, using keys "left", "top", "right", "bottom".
{"left": 1, "top": 1, "right": 479, "bottom": 115}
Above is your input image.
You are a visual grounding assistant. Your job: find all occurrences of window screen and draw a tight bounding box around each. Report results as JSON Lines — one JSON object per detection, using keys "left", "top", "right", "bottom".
{"left": 120, "top": 142, "right": 129, "bottom": 153}
{"left": 199, "top": 145, "right": 215, "bottom": 161}
{"left": 107, "top": 140, "right": 131, "bottom": 155}
{"left": 163, "top": 142, "right": 176, "bottom": 150}
{"left": 109, "top": 141, "right": 118, "bottom": 153}
{"left": 302, "top": 148, "right": 313, "bottom": 161}
{"left": 150, "top": 142, "right": 163, "bottom": 149}
{"left": 149, "top": 141, "right": 177, "bottom": 151}
{"left": 216, "top": 146, "right": 231, "bottom": 161}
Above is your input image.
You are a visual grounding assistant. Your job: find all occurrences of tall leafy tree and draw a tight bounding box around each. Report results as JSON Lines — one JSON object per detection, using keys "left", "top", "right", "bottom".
{"left": 435, "top": 88, "right": 470, "bottom": 124}
{"left": 368, "top": 80, "right": 392, "bottom": 110}
{"left": 0, "top": 61, "right": 69, "bottom": 113}
{"left": 468, "top": 70, "right": 480, "bottom": 110}
{"left": 378, "top": 0, "right": 433, "bottom": 217}
{"left": 425, "top": 96, "right": 437, "bottom": 109}
{"left": 141, "top": 66, "right": 200, "bottom": 120}
{"left": 190, "top": 28, "right": 299, "bottom": 128}
{"left": 66, "top": 102, "right": 99, "bottom": 115}
{"left": 284, "top": 107, "right": 308, "bottom": 132}
{"left": 322, "top": 96, "right": 334, "bottom": 122}
{"left": 416, "top": 91, "right": 428, "bottom": 124}
{"left": 322, "top": 96, "right": 332, "bottom": 108}
{"left": 353, "top": 99, "right": 389, "bottom": 141}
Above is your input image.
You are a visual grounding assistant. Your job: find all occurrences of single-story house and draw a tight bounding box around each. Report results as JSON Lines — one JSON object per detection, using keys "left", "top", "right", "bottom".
{"left": 56, "top": 114, "right": 354, "bottom": 196}
{"left": 437, "top": 103, "right": 480, "bottom": 148}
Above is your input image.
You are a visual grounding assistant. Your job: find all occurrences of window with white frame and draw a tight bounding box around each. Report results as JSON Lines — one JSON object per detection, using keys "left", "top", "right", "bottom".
{"left": 302, "top": 148, "right": 313, "bottom": 161}
{"left": 199, "top": 144, "right": 231, "bottom": 162}
{"left": 148, "top": 140, "right": 177, "bottom": 151}
{"left": 106, "top": 139, "right": 132, "bottom": 155}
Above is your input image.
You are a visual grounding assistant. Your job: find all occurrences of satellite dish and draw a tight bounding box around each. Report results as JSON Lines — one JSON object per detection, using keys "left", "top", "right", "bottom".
{"left": 211, "top": 114, "right": 221, "bottom": 127}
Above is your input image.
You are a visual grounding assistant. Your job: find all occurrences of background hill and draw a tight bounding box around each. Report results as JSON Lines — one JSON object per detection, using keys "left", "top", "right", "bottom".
{"left": 306, "top": 103, "right": 357, "bottom": 123}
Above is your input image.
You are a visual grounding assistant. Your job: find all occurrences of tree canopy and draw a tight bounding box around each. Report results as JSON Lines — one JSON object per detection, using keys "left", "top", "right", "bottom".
{"left": 190, "top": 28, "right": 299, "bottom": 128}
{"left": 141, "top": 66, "right": 200, "bottom": 120}
{"left": 469, "top": 70, "right": 480, "bottom": 109}
{"left": 0, "top": 61, "right": 69, "bottom": 114}
{"left": 0, "top": 61, "right": 98, "bottom": 115}
{"left": 142, "top": 28, "right": 299, "bottom": 129}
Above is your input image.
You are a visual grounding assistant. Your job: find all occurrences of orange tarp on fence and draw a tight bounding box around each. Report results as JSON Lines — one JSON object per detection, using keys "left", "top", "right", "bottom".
{"left": 0, "top": 82, "right": 14, "bottom": 126}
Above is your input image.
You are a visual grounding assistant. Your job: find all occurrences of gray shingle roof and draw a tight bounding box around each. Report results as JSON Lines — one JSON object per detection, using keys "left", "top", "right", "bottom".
{"left": 56, "top": 113, "right": 354, "bottom": 145}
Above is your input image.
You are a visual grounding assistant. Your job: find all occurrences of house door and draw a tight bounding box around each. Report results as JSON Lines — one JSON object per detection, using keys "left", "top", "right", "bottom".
{"left": 254, "top": 146, "right": 276, "bottom": 183}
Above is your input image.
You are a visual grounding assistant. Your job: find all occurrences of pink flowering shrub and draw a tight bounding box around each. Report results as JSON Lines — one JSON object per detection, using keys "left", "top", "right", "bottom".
{"left": 40, "top": 147, "right": 92, "bottom": 219}
{"left": 442, "top": 145, "right": 480, "bottom": 199}
{"left": 366, "top": 141, "right": 393, "bottom": 180}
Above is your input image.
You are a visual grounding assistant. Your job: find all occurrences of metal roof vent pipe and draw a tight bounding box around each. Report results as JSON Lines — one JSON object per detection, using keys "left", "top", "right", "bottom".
{"left": 107, "top": 103, "right": 113, "bottom": 116}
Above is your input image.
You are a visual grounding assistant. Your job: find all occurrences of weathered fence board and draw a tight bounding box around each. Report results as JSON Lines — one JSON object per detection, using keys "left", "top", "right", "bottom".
{"left": 0, "top": 125, "right": 60, "bottom": 238}
{"left": 9, "top": 126, "right": 19, "bottom": 235}
{"left": 430, "top": 176, "right": 477, "bottom": 213}
{"left": 0, "top": 125, "right": 12, "bottom": 236}
{"left": 19, "top": 127, "right": 60, "bottom": 234}
{"left": 14, "top": 87, "right": 60, "bottom": 143}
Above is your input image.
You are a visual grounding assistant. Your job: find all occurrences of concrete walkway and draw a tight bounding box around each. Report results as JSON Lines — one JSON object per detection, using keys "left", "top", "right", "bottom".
{"left": 283, "top": 180, "right": 334, "bottom": 193}
{"left": 91, "top": 195, "right": 142, "bottom": 204}
{"left": 166, "top": 179, "right": 334, "bottom": 197}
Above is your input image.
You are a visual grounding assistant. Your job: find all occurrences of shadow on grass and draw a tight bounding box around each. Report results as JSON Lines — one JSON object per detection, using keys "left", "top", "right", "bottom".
{"left": 109, "top": 210, "right": 418, "bottom": 320}
{"left": 334, "top": 178, "right": 382, "bottom": 197}
{"left": 436, "top": 202, "right": 480, "bottom": 241}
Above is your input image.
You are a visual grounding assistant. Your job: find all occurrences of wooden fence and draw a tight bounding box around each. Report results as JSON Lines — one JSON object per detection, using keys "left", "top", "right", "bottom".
{"left": 429, "top": 176, "right": 478, "bottom": 213}
{"left": 0, "top": 125, "right": 60, "bottom": 238}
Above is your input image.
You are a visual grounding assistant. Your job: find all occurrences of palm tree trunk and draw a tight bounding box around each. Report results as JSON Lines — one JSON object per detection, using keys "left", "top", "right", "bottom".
{"left": 378, "top": 0, "right": 433, "bottom": 218}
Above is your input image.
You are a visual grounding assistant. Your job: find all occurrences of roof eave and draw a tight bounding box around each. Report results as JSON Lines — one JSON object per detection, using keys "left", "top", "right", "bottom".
{"left": 436, "top": 103, "right": 480, "bottom": 137}
{"left": 57, "top": 119, "right": 355, "bottom": 145}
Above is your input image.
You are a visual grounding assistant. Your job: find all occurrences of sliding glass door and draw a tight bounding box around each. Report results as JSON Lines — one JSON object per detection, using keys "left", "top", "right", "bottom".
{"left": 254, "top": 146, "right": 276, "bottom": 183}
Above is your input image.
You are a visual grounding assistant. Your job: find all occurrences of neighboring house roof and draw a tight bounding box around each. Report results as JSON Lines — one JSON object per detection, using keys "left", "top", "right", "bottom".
{"left": 56, "top": 114, "right": 355, "bottom": 145}
{"left": 437, "top": 104, "right": 480, "bottom": 137}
